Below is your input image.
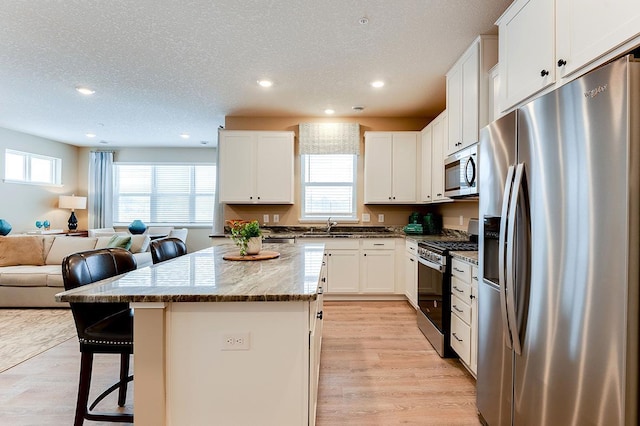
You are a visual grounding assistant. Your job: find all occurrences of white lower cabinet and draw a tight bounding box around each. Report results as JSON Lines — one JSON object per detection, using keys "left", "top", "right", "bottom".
{"left": 450, "top": 257, "right": 478, "bottom": 376}
{"left": 308, "top": 292, "right": 323, "bottom": 426}
{"left": 319, "top": 238, "right": 402, "bottom": 296}
{"left": 404, "top": 239, "right": 418, "bottom": 308}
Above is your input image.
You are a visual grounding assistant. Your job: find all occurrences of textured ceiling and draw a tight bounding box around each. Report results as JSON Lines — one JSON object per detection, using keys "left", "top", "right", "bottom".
{"left": 0, "top": 0, "right": 512, "bottom": 148}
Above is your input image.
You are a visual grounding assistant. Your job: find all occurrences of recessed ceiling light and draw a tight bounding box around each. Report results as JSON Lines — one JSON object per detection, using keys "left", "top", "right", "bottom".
{"left": 76, "top": 86, "right": 95, "bottom": 95}
{"left": 85, "top": 133, "right": 96, "bottom": 138}
{"left": 352, "top": 106, "right": 365, "bottom": 112}
{"left": 257, "top": 80, "right": 273, "bottom": 88}
{"left": 359, "top": 17, "right": 369, "bottom": 25}
{"left": 371, "top": 81, "right": 385, "bottom": 88}
{"left": 180, "top": 133, "right": 190, "bottom": 139}
{"left": 99, "top": 140, "right": 108, "bottom": 144}
{"left": 200, "top": 141, "right": 209, "bottom": 145}
{"left": 324, "top": 109, "right": 335, "bottom": 115}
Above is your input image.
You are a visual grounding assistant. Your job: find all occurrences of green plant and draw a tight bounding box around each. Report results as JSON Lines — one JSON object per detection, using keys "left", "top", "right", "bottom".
{"left": 227, "top": 220, "right": 262, "bottom": 255}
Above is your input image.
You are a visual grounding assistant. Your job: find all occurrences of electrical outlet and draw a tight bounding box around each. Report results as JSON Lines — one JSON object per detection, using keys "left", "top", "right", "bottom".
{"left": 378, "top": 214, "right": 384, "bottom": 223}
{"left": 273, "top": 214, "right": 279, "bottom": 223}
{"left": 221, "top": 332, "right": 251, "bottom": 351}
{"left": 459, "top": 215, "right": 464, "bottom": 226}
{"left": 362, "top": 213, "right": 371, "bottom": 223}
{"left": 263, "top": 214, "right": 269, "bottom": 224}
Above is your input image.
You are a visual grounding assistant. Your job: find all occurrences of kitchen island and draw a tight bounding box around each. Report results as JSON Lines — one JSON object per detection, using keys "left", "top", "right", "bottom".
{"left": 56, "top": 243, "right": 325, "bottom": 426}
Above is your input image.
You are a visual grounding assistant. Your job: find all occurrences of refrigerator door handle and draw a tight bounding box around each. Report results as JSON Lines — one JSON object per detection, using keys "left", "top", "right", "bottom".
{"left": 506, "top": 163, "right": 525, "bottom": 355}
{"left": 499, "top": 165, "right": 516, "bottom": 350}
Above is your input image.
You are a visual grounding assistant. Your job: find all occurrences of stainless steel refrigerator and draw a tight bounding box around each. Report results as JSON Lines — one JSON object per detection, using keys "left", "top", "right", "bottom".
{"left": 477, "top": 55, "right": 639, "bottom": 425}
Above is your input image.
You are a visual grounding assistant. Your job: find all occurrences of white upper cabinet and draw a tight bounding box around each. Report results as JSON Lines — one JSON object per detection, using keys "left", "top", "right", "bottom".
{"left": 447, "top": 35, "right": 498, "bottom": 155}
{"left": 498, "top": 0, "right": 640, "bottom": 110}
{"left": 218, "top": 131, "right": 294, "bottom": 204}
{"left": 420, "top": 110, "right": 450, "bottom": 203}
{"left": 556, "top": 0, "right": 640, "bottom": 78}
{"left": 497, "top": 0, "right": 555, "bottom": 111}
{"left": 364, "top": 132, "right": 418, "bottom": 204}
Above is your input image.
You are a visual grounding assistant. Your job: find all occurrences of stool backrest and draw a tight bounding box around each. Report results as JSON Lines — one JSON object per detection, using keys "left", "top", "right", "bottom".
{"left": 62, "top": 248, "right": 137, "bottom": 342}
{"left": 150, "top": 237, "right": 187, "bottom": 264}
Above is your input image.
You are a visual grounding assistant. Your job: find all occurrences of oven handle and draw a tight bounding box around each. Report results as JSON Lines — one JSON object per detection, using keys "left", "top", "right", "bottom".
{"left": 417, "top": 257, "right": 445, "bottom": 273}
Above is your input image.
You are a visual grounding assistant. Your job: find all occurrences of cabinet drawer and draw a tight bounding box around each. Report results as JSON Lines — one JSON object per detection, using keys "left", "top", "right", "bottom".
{"left": 322, "top": 239, "right": 360, "bottom": 250}
{"left": 451, "top": 294, "right": 471, "bottom": 325}
{"left": 451, "top": 276, "right": 471, "bottom": 301}
{"left": 361, "top": 239, "right": 395, "bottom": 250}
{"left": 405, "top": 239, "right": 418, "bottom": 255}
{"left": 451, "top": 313, "right": 471, "bottom": 364}
{"left": 451, "top": 258, "right": 472, "bottom": 282}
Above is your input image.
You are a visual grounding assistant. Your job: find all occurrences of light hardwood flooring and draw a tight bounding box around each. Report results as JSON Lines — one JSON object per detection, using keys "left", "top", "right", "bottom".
{"left": 0, "top": 301, "right": 479, "bottom": 425}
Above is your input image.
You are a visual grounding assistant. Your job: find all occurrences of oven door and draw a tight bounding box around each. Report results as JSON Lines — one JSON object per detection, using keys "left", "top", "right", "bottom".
{"left": 417, "top": 257, "right": 445, "bottom": 331}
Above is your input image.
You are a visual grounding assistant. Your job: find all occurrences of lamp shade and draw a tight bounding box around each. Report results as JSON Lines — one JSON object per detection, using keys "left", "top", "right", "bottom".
{"left": 59, "top": 195, "right": 87, "bottom": 210}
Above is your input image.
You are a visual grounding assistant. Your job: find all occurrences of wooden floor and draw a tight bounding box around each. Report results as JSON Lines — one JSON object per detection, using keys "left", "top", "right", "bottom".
{"left": 0, "top": 301, "right": 479, "bottom": 425}
{"left": 316, "top": 301, "right": 479, "bottom": 425}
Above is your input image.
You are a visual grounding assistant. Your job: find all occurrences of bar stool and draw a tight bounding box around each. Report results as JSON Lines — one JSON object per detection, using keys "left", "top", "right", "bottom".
{"left": 62, "top": 248, "right": 137, "bottom": 426}
{"left": 150, "top": 237, "right": 187, "bottom": 264}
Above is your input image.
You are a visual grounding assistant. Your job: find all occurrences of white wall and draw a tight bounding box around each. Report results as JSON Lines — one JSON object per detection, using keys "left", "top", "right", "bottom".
{"left": 0, "top": 128, "right": 81, "bottom": 233}
{"left": 78, "top": 146, "right": 216, "bottom": 252}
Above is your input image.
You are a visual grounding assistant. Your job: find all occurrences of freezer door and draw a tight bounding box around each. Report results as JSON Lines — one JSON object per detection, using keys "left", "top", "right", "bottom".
{"left": 478, "top": 111, "right": 517, "bottom": 425}
{"left": 514, "top": 56, "right": 638, "bottom": 425}
{"left": 477, "top": 281, "right": 513, "bottom": 426}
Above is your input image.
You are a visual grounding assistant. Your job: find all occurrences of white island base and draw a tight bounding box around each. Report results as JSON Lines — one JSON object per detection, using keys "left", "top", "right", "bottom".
{"left": 133, "top": 299, "right": 323, "bottom": 426}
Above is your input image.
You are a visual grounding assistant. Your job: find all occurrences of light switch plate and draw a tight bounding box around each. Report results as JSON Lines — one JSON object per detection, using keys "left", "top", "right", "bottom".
{"left": 362, "top": 213, "right": 370, "bottom": 222}
{"left": 263, "top": 214, "right": 269, "bottom": 223}
{"left": 273, "top": 214, "right": 280, "bottom": 223}
{"left": 378, "top": 214, "right": 384, "bottom": 223}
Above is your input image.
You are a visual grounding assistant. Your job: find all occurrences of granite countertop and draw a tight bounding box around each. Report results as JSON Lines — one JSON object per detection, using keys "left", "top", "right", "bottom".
{"left": 55, "top": 243, "right": 325, "bottom": 303}
{"left": 451, "top": 250, "right": 479, "bottom": 265}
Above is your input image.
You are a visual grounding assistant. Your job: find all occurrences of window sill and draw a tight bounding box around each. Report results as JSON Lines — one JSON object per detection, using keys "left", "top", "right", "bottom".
{"left": 298, "top": 218, "right": 360, "bottom": 224}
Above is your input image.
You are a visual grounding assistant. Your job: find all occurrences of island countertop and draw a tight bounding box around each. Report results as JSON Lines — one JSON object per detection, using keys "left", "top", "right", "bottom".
{"left": 55, "top": 242, "right": 325, "bottom": 303}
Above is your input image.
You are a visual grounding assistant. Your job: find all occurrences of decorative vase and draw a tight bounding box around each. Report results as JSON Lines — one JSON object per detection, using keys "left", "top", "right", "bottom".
{"left": 0, "top": 219, "right": 12, "bottom": 236}
{"left": 246, "top": 236, "right": 262, "bottom": 255}
{"left": 128, "top": 219, "right": 147, "bottom": 234}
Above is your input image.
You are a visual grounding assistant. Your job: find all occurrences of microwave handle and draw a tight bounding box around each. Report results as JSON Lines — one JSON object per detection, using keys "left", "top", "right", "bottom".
{"left": 464, "top": 156, "right": 476, "bottom": 186}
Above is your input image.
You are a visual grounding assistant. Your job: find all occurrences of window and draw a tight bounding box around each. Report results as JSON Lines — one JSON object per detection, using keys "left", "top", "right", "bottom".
{"left": 301, "top": 154, "right": 356, "bottom": 220}
{"left": 113, "top": 163, "right": 215, "bottom": 225}
{"left": 4, "top": 149, "right": 62, "bottom": 185}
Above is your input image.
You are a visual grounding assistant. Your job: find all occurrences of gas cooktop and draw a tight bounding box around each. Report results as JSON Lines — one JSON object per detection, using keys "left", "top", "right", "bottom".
{"left": 419, "top": 240, "right": 478, "bottom": 253}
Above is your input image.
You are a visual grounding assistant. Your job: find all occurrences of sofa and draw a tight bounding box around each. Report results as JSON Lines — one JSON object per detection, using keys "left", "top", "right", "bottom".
{"left": 0, "top": 234, "right": 152, "bottom": 307}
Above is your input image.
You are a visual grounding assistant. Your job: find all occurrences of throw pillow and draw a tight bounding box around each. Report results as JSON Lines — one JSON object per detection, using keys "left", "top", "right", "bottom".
{"left": 45, "top": 237, "right": 98, "bottom": 265}
{"left": 129, "top": 234, "right": 151, "bottom": 253}
{"left": 107, "top": 235, "right": 132, "bottom": 250}
{"left": 0, "top": 236, "right": 45, "bottom": 266}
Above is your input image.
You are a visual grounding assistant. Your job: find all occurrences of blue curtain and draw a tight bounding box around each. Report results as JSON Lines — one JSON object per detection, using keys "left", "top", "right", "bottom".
{"left": 88, "top": 151, "right": 114, "bottom": 229}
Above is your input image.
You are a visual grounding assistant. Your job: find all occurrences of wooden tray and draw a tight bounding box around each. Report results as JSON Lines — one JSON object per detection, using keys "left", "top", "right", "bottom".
{"left": 223, "top": 250, "right": 281, "bottom": 261}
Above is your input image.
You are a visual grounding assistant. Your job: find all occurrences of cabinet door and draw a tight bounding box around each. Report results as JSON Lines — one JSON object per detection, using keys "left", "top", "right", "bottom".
{"left": 326, "top": 250, "right": 360, "bottom": 293}
{"left": 498, "top": 0, "right": 555, "bottom": 111}
{"left": 461, "top": 45, "right": 479, "bottom": 149}
{"left": 218, "top": 133, "right": 255, "bottom": 203}
{"left": 362, "top": 250, "right": 395, "bottom": 293}
{"left": 364, "top": 133, "right": 393, "bottom": 203}
{"left": 404, "top": 254, "right": 417, "bottom": 307}
{"left": 255, "top": 133, "right": 294, "bottom": 203}
{"left": 420, "top": 125, "right": 433, "bottom": 203}
{"left": 391, "top": 133, "right": 417, "bottom": 203}
{"left": 451, "top": 307, "right": 472, "bottom": 365}
{"left": 470, "top": 266, "right": 479, "bottom": 375}
{"left": 556, "top": 0, "right": 640, "bottom": 77}
{"left": 447, "top": 67, "right": 463, "bottom": 154}
{"left": 431, "top": 112, "right": 449, "bottom": 201}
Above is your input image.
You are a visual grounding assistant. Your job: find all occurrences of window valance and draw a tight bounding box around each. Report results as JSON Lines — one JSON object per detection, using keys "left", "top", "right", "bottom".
{"left": 299, "top": 122, "right": 360, "bottom": 155}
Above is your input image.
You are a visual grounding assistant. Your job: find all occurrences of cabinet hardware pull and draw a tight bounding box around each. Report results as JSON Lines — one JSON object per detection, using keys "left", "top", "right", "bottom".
{"left": 321, "top": 277, "right": 326, "bottom": 282}
{"left": 470, "top": 294, "right": 476, "bottom": 300}
{"left": 257, "top": 196, "right": 260, "bottom": 200}
{"left": 410, "top": 258, "right": 414, "bottom": 262}
{"left": 453, "top": 267, "right": 463, "bottom": 272}
{"left": 249, "top": 196, "right": 253, "bottom": 199}
{"left": 454, "top": 286, "right": 463, "bottom": 292}
{"left": 452, "top": 333, "right": 463, "bottom": 342}
{"left": 472, "top": 276, "right": 478, "bottom": 281}
{"left": 437, "top": 193, "right": 442, "bottom": 197}
{"left": 317, "top": 311, "right": 323, "bottom": 320}
{"left": 557, "top": 59, "right": 567, "bottom": 67}
{"left": 540, "top": 69, "right": 549, "bottom": 77}
{"left": 374, "top": 243, "right": 384, "bottom": 246}
{"left": 453, "top": 305, "right": 463, "bottom": 313}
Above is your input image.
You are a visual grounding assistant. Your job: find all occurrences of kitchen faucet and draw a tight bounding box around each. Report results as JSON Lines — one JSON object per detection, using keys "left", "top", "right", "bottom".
{"left": 326, "top": 217, "right": 338, "bottom": 232}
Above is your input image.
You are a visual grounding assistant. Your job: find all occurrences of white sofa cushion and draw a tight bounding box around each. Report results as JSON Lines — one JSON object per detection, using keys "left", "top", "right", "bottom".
{"left": 0, "top": 265, "right": 62, "bottom": 287}
{"left": 45, "top": 237, "right": 98, "bottom": 265}
{"left": 130, "top": 234, "right": 151, "bottom": 253}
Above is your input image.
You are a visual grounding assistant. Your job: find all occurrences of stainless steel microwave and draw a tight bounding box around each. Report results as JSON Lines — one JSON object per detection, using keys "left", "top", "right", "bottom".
{"left": 444, "top": 144, "right": 478, "bottom": 198}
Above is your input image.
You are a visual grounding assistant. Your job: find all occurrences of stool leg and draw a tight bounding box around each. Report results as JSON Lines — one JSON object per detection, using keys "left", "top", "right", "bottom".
{"left": 118, "top": 353, "right": 130, "bottom": 407}
{"left": 75, "top": 352, "right": 93, "bottom": 426}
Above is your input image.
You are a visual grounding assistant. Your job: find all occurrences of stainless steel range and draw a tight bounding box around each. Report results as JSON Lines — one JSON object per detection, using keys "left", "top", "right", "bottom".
{"left": 417, "top": 239, "right": 478, "bottom": 357}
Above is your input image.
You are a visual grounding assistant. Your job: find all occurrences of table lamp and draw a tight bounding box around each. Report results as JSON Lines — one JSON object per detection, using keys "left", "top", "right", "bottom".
{"left": 59, "top": 195, "right": 87, "bottom": 230}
